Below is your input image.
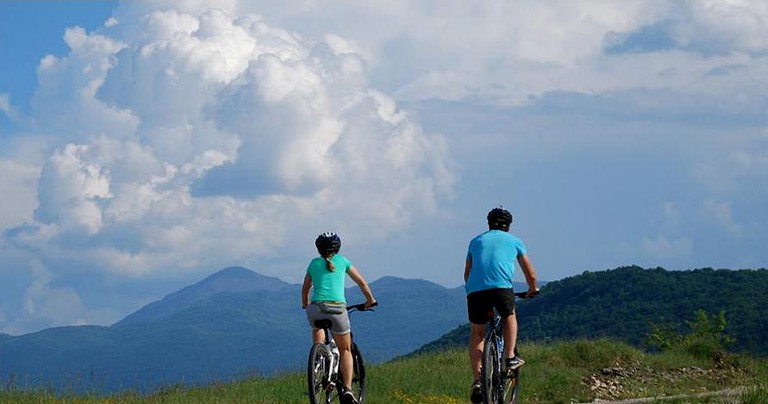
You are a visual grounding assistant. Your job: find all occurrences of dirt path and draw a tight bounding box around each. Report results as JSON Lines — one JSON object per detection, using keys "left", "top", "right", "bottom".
{"left": 576, "top": 387, "right": 746, "bottom": 403}
{"left": 577, "top": 362, "right": 753, "bottom": 403}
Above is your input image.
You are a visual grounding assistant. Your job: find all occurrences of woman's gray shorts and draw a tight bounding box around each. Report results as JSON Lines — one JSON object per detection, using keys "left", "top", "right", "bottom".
{"left": 306, "top": 302, "right": 351, "bottom": 335}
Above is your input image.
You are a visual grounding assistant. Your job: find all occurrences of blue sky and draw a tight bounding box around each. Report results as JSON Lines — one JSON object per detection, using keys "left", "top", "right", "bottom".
{"left": 0, "top": 2, "right": 117, "bottom": 116}
{"left": 1, "top": 1, "right": 767, "bottom": 335}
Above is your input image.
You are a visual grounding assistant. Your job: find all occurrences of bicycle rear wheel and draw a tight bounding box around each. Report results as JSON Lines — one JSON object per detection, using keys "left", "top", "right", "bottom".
{"left": 501, "top": 346, "right": 521, "bottom": 404}
{"left": 480, "top": 333, "right": 500, "bottom": 404}
{"left": 308, "top": 343, "right": 333, "bottom": 404}
{"left": 502, "top": 368, "right": 520, "bottom": 404}
{"left": 350, "top": 342, "right": 367, "bottom": 403}
{"left": 502, "top": 347, "right": 520, "bottom": 404}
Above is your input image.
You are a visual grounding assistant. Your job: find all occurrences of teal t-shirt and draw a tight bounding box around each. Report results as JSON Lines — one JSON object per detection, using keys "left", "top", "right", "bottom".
{"left": 307, "top": 254, "right": 353, "bottom": 303}
{"left": 465, "top": 230, "right": 527, "bottom": 294}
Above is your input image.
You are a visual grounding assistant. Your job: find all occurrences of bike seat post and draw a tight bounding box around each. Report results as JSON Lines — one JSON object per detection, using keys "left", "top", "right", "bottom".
{"left": 485, "top": 309, "right": 495, "bottom": 334}
{"left": 312, "top": 319, "right": 334, "bottom": 344}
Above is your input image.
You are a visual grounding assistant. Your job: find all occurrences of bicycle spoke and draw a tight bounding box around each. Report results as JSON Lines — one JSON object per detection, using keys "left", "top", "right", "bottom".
{"left": 502, "top": 368, "right": 520, "bottom": 404}
{"left": 326, "top": 387, "right": 338, "bottom": 404}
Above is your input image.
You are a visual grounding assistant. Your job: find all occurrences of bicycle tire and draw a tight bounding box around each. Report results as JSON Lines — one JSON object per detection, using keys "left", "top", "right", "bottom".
{"left": 502, "top": 347, "right": 520, "bottom": 404}
{"left": 502, "top": 368, "right": 520, "bottom": 404}
{"left": 308, "top": 343, "right": 332, "bottom": 404}
{"left": 480, "top": 332, "right": 500, "bottom": 404}
{"left": 351, "top": 342, "right": 367, "bottom": 403}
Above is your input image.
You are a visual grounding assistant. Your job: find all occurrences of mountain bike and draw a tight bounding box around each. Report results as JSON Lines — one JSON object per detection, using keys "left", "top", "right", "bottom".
{"left": 307, "top": 302, "right": 377, "bottom": 404}
{"left": 481, "top": 290, "right": 538, "bottom": 404}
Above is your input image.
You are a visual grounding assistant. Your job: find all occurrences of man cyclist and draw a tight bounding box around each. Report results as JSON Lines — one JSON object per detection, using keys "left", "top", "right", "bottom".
{"left": 465, "top": 207, "right": 539, "bottom": 404}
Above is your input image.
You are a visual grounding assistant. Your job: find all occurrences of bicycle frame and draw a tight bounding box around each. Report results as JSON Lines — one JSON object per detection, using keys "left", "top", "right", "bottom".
{"left": 481, "top": 290, "right": 538, "bottom": 404}
{"left": 307, "top": 302, "right": 375, "bottom": 404}
{"left": 488, "top": 313, "right": 505, "bottom": 360}
{"left": 482, "top": 309, "right": 512, "bottom": 404}
{"left": 322, "top": 332, "right": 341, "bottom": 388}
{"left": 320, "top": 303, "right": 371, "bottom": 386}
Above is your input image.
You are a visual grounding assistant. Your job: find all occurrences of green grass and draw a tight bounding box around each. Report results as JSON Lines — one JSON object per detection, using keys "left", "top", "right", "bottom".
{"left": 2, "top": 339, "right": 766, "bottom": 403}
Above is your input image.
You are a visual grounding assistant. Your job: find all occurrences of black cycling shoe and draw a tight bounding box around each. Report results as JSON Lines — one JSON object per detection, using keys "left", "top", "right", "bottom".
{"left": 341, "top": 386, "right": 358, "bottom": 404}
{"left": 470, "top": 379, "right": 483, "bottom": 403}
{"left": 506, "top": 356, "right": 525, "bottom": 370}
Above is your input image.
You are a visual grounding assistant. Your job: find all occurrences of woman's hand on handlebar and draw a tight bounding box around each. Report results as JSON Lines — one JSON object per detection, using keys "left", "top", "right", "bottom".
{"left": 347, "top": 301, "right": 378, "bottom": 311}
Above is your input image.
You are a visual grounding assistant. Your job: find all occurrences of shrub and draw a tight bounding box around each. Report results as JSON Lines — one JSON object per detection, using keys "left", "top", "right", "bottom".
{"left": 647, "top": 310, "right": 734, "bottom": 362}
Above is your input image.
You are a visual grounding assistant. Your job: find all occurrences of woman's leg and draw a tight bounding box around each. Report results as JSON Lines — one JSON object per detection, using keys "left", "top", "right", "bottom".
{"left": 312, "top": 328, "right": 325, "bottom": 344}
{"left": 333, "top": 332, "right": 354, "bottom": 389}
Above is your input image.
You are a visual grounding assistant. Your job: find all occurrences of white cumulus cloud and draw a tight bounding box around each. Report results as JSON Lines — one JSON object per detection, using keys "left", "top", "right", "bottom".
{"left": 5, "top": 5, "right": 454, "bottom": 295}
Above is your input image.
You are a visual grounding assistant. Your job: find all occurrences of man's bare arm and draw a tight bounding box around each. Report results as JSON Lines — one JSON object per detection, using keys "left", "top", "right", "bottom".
{"left": 517, "top": 254, "right": 538, "bottom": 296}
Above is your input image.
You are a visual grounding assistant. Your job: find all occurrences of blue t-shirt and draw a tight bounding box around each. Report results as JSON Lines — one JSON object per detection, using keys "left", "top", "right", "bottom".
{"left": 465, "top": 230, "right": 527, "bottom": 294}
{"left": 306, "top": 254, "right": 353, "bottom": 303}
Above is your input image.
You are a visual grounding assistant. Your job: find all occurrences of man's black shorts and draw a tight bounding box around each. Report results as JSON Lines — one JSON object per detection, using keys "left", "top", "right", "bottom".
{"left": 467, "top": 288, "right": 517, "bottom": 325}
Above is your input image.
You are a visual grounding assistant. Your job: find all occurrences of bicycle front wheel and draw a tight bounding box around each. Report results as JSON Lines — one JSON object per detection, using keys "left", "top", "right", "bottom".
{"left": 480, "top": 333, "right": 500, "bottom": 404}
{"left": 307, "top": 343, "right": 332, "bottom": 404}
{"left": 350, "top": 342, "right": 367, "bottom": 403}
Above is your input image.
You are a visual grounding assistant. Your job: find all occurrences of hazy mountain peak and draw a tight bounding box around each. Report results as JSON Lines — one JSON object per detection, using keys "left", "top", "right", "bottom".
{"left": 114, "top": 267, "right": 290, "bottom": 326}
{"left": 373, "top": 276, "right": 437, "bottom": 286}
{"left": 208, "top": 265, "right": 254, "bottom": 278}
{"left": 197, "top": 266, "right": 289, "bottom": 293}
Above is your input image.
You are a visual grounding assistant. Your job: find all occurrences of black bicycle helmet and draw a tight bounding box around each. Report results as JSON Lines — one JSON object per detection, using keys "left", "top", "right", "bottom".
{"left": 487, "top": 207, "right": 512, "bottom": 230}
{"left": 315, "top": 232, "right": 341, "bottom": 254}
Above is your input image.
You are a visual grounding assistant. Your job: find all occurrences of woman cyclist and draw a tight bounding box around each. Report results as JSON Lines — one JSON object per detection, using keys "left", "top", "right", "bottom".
{"left": 302, "top": 232, "right": 377, "bottom": 404}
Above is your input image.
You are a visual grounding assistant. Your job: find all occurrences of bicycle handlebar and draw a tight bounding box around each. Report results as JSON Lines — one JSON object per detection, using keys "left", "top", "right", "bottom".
{"left": 514, "top": 290, "right": 540, "bottom": 299}
{"left": 346, "top": 301, "right": 378, "bottom": 312}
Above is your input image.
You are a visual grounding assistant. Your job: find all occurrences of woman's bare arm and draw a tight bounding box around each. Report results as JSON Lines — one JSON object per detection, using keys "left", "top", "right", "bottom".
{"left": 347, "top": 266, "right": 376, "bottom": 307}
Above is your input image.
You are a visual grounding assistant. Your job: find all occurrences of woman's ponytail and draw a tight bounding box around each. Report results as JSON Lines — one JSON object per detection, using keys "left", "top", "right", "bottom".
{"left": 324, "top": 255, "right": 336, "bottom": 272}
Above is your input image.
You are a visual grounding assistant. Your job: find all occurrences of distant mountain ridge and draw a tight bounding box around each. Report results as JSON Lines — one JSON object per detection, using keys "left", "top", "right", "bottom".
{"left": 0, "top": 267, "right": 467, "bottom": 394}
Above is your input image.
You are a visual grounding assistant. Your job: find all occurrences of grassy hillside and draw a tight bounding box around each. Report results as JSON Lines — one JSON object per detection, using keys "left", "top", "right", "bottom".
{"left": 529, "top": 266, "right": 768, "bottom": 355}
{"left": 2, "top": 339, "right": 767, "bottom": 403}
{"left": 417, "top": 266, "right": 768, "bottom": 358}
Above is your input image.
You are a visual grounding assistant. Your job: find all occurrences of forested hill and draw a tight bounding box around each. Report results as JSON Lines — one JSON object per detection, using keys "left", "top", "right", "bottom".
{"left": 416, "top": 266, "right": 768, "bottom": 356}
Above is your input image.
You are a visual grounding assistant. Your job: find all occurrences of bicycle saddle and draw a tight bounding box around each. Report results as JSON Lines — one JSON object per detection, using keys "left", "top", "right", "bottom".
{"left": 314, "top": 319, "right": 333, "bottom": 329}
